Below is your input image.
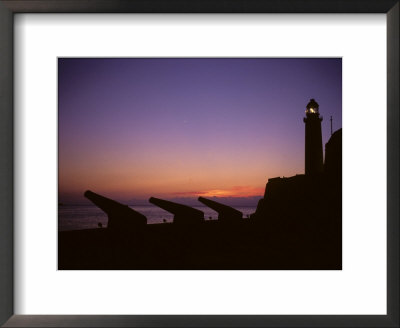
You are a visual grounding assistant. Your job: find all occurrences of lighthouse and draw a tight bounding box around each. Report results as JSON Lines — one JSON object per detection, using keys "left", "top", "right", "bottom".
{"left": 303, "top": 98, "right": 323, "bottom": 175}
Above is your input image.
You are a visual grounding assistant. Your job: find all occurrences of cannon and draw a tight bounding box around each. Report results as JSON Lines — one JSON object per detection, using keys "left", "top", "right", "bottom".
{"left": 84, "top": 190, "right": 147, "bottom": 231}
{"left": 198, "top": 197, "right": 243, "bottom": 222}
{"left": 149, "top": 197, "right": 204, "bottom": 224}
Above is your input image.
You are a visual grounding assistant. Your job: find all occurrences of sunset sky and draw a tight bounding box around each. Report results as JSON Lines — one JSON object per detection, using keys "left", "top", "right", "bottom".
{"left": 58, "top": 58, "right": 342, "bottom": 205}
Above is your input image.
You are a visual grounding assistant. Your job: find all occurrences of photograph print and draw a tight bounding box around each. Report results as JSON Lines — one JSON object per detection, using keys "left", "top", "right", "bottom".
{"left": 58, "top": 58, "right": 342, "bottom": 270}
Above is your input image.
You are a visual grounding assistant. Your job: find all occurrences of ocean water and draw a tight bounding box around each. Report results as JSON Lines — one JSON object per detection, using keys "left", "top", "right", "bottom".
{"left": 58, "top": 205, "right": 257, "bottom": 231}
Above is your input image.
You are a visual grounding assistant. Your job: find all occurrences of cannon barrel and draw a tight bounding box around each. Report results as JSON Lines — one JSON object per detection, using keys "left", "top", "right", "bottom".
{"left": 198, "top": 197, "right": 243, "bottom": 222}
{"left": 84, "top": 190, "right": 147, "bottom": 230}
{"left": 149, "top": 197, "right": 204, "bottom": 224}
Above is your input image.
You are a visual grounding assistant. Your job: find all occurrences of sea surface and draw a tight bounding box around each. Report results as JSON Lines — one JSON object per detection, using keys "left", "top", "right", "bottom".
{"left": 58, "top": 205, "right": 257, "bottom": 231}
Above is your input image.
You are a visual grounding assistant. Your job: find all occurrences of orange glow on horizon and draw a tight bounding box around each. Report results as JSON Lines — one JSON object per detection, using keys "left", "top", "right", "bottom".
{"left": 173, "top": 186, "right": 265, "bottom": 198}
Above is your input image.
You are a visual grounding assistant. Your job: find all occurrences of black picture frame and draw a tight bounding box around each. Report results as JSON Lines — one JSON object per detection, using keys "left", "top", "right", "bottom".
{"left": 0, "top": 1, "right": 398, "bottom": 327}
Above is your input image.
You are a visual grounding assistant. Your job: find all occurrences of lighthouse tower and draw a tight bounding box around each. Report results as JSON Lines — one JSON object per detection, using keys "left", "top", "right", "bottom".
{"left": 303, "top": 98, "right": 323, "bottom": 175}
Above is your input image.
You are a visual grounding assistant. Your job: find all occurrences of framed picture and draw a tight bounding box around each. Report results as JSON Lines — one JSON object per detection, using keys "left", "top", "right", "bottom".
{"left": 0, "top": 0, "right": 398, "bottom": 327}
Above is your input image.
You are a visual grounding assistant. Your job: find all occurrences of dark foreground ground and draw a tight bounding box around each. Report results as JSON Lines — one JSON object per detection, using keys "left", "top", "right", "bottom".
{"left": 58, "top": 218, "right": 341, "bottom": 270}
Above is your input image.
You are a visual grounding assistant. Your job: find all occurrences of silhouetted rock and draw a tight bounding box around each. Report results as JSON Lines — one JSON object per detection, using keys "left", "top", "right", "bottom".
{"left": 249, "top": 128, "right": 342, "bottom": 268}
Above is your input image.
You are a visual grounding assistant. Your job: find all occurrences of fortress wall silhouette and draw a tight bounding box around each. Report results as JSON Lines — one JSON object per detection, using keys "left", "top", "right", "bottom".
{"left": 324, "top": 128, "right": 342, "bottom": 184}
{"left": 252, "top": 128, "right": 342, "bottom": 239}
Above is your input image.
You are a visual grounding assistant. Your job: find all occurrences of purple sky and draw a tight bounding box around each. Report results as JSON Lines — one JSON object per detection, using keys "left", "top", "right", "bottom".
{"left": 58, "top": 58, "right": 341, "bottom": 205}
